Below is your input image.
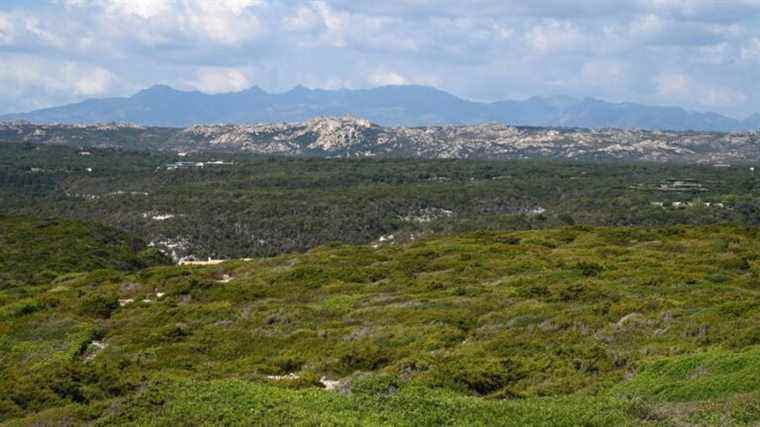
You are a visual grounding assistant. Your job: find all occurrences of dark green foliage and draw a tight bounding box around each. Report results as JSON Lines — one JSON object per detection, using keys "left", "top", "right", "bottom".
{"left": 432, "top": 357, "right": 524, "bottom": 396}
{"left": 4, "top": 142, "right": 760, "bottom": 260}
{"left": 728, "top": 329, "right": 760, "bottom": 349}
{"left": 78, "top": 293, "right": 119, "bottom": 318}
{"left": 336, "top": 343, "right": 391, "bottom": 373}
{"left": 576, "top": 261, "right": 604, "bottom": 277}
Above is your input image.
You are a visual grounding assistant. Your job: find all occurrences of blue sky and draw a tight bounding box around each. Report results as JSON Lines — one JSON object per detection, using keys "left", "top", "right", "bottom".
{"left": 1, "top": 0, "right": 759, "bottom": 118}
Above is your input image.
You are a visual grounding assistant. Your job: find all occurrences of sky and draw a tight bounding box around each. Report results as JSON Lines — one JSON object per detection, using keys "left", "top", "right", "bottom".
{"left": 1, "top": 0, "right": 759, "bottom": 118}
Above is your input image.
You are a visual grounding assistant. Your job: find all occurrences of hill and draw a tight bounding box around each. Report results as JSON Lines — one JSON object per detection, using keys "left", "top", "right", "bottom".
{"left": 1, "top": 225, "right": 759, "bottom": 424}
{"left": 2, "top": 84, "right": 758, "bottom": 131}
{"left": 3, "top": 119, "right": 760, "bottom": 164}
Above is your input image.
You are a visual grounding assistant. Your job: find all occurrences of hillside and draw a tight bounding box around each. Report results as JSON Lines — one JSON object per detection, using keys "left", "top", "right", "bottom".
{"left": 0, "top": 216, "right": 169, "bottom": 288}
{"left": 3, "top": 84, "right": 758, "bottom": 131}
{"left": 1, "top": 225, "right": 759, "bottom": 425}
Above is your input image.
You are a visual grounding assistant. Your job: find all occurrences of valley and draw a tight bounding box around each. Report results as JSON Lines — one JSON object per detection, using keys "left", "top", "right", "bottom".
{"left": 4, "top": 142, "right": 760, "bottom": 261}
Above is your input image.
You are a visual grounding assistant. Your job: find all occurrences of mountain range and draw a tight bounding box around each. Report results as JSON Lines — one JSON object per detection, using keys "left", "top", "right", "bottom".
{"left": 2, "top": 84, "right": 759, "bottom": 131}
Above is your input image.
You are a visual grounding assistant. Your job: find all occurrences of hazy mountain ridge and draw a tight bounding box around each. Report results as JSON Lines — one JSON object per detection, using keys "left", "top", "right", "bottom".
{"left": 3, "top": 117, "right": 760, "bottom": 163}
{"left": 3, "top": 84, "right": 758, "bottom": 131}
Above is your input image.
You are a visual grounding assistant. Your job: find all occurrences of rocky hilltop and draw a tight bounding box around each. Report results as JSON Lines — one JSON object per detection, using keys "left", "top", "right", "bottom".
{"left": 2, "top": 117, "right": 760, "bottom": 163}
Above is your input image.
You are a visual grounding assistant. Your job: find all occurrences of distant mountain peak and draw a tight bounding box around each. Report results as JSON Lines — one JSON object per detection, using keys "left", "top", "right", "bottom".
{"left": 241, "top": 85, "right": 266, "bottom": 95}
{"left": 135, "top": 84, "right": 177, "bottom": 94}
{"left": 131, "top": 84, "right": 190, "bottom": 101}
{"left": 287, "top": 84, "right": 311, "bottom": 93}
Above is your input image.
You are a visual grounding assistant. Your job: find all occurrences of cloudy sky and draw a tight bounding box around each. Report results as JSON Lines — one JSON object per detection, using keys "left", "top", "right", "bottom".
{"left": 1, "top": 0, "right": 760, "bottom": 117}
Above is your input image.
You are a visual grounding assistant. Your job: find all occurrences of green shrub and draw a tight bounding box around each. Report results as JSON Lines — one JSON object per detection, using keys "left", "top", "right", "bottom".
{"left": 78, "top": 294, "right": 119, "bottom": 318}
{"left": 0, "top": 298, "right": 45, "bottom": 319}
{"left": 576, "top": 261, "right": 604, "bottom": 277}
{"left": 727, "top": 329, "right": 760, "bottom": 349}
{"left": 431, "top": 357, "right": 524, "bottom": 396}
{"left": 336, "top": 343, "right": 391, "bottom": 373}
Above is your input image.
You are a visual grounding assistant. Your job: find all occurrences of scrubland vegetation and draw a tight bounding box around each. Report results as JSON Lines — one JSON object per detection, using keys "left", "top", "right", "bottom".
{"left": 4, "top": 141, "right": 760, "bottom": 260}
{"left": 2, "top": 217, "right": 759, "bottom": 425}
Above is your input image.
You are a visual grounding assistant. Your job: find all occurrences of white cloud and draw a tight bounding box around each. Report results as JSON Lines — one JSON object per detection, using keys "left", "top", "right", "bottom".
{"left": 0, "top": 55, "right": 115, "bottom": 95}
{"left": 645, "top": 0, "right": 706, "bottom": 16}
{"left": 655, "top": 72, "right": 746, "bottom": 108}
{"left": 73, "top": 66, "right": 116, "bottom": 95}
{"left": 628, "top": 13, "right": 667, "bottom": 40}
{"left": 641, "top": 0, "right": 760, "bottom": 22}
{"left": 187, "top": 67, "right": 252, "bottom": 93}
{"left": 57, "top": 0, "right": 266, "bottom": 47}
{"left": 368, "top": 71, "right": 409, "bottom": 86}
{"left": 183, "top": 1, "right": 264, "bottom": 45}
{"left": 581, "top": 60, "right": 628, "bottom": 89}
{"left": 283, "top": 2, "right": 421, "bottom": 53}
{"left": 0, "top": 13, "right": 13, "bottom": 45}
{"left": 741, "top": 38, "right": 760, "bottom": 62}
{"left": 0, "top": 54, "right": 121, "bottom": 113}
{"left": 655, "top": 73, "right": 692, "bottom": 98}
{"left": 298, "top": 1, "right": 353, "bottom": 48}
{"left": 702, "top": 87, "right": 747, "bottom": 107}
{"left": 524, "top": 20, "right": 588, "bottom": 54}
{"left": 101, "top": 0, "right": 172, "bottom": 19}
{"left": 23, "top": 15, "right": 68, "bottom": 49}
{"left": 283, "top": 5, "right": 324, "bottom": 32}
{"left": 696, "top": 42, "right": 731, "bottom": 65}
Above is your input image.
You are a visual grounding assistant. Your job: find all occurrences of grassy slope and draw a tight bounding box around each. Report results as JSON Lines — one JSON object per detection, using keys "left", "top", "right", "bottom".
{"left": 2, "top": 225, "right": 760, "bottom": 425}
